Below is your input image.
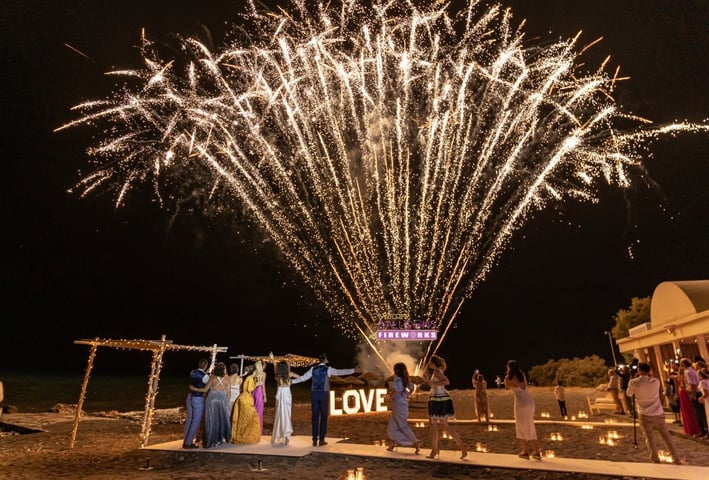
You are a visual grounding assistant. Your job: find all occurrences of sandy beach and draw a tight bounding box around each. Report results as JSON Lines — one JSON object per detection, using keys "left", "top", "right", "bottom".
{"left": 2, "top": 387, "right": 707, "bottom": 479}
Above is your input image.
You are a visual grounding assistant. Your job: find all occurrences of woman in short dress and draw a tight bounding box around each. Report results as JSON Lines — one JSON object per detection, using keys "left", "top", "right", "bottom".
{"left": 423, "top": 355, "right": 467, "bottom": 459}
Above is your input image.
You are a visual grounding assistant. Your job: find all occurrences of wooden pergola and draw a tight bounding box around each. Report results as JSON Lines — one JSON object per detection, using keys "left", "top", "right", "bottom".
{"left": 71, "top": 335, "right": 227, "bottom": 448}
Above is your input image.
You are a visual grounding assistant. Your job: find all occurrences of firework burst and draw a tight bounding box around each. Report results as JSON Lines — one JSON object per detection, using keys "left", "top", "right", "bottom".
{"left": 57, "top": 0, "right": 707, "bottom": 368}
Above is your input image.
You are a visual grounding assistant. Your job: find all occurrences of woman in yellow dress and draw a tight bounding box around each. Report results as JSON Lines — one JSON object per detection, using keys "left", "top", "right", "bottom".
{"left": 231, "top": 365, "right": 262, "bottom": 444}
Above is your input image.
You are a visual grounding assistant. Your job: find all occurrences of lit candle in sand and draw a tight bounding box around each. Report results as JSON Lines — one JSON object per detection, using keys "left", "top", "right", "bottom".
{"left": 658, "top": 450, "right": 673, "bottom": 464}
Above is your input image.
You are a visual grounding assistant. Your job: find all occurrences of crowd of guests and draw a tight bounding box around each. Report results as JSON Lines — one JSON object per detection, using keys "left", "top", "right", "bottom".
{"left": 181, "top": 352, "right": 708, "bottom": 466}
{"left": 183, "top": 356, "right": 291, "bottom": 448}
{"left": 667, "top": 357, "right": 709, "bottom": 439}
{"left": 183, "top": 352, "right": 359, "bottom": 449}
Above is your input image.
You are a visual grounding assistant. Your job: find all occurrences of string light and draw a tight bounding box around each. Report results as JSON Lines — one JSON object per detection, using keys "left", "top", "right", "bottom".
{"left": 71, "top": 336, "right": 227, "bottom": 448}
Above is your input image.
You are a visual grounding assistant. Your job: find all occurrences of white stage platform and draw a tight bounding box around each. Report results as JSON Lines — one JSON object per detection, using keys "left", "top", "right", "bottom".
{"left": 144, "top": 435, "right": 709, "bottom": 480}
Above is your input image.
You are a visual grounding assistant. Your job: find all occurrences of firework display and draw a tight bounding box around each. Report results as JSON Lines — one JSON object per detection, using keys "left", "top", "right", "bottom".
{"left": 57, "top": 0, "right": 707, "bottom": 359}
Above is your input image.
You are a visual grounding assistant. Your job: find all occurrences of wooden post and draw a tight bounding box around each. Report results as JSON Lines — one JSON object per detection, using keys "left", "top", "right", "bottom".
{"left": 140, "top": 335, "right": 167, "bottom": 447}
{"left": 70, "top": 338, "right": 98, "bottom": 449}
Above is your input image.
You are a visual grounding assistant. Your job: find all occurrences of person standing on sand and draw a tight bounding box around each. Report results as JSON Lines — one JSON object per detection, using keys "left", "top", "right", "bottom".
{"left": 553, "top": 380, "right": 567, "bottom": 418}
{"left": 607, "top": 368, "right": 625, "bottom": 414}
{"left": 291, "top": 353, "right": 360, "bottom": 446}
{"left": 505, "top": 359, "right": 541, "bottom": 460}
{"left": 472, "top": 370, "right": 490, "bottom": 423}
{"left": 183, "top": 358, "right": 210, "bottom": 448}
{"left": 626, "top": 362, "right": 683, "bottom": 464}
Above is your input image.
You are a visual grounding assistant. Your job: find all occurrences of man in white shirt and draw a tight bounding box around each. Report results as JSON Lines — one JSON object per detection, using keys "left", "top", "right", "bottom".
{"left": 626, "top": 362, "right": 682, "bottom": 464}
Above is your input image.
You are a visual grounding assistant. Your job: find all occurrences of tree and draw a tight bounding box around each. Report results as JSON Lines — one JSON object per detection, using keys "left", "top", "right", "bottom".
{"left": 611, "top": 296, "right": 651, "bottom": 363}
{"left": 529, "top": 355, "right": 608, "bottom": 387}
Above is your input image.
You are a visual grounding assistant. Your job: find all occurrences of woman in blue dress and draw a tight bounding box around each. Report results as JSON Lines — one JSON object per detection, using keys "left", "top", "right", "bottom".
{"left": 196, "top": 362, "right": 232, "bottom": 448}
{"left": 386, "top": 362, "right": 420, "bottom": 453}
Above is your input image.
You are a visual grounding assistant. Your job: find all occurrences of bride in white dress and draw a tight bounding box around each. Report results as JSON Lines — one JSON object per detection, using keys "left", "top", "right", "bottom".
{"left": 270, "top": 354, "right": 299, "bottom": 446}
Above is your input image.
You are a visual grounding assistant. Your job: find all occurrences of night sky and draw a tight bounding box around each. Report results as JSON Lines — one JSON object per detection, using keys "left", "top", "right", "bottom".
{"left": 2, "top": 0, "right": 707, "bottom": 387}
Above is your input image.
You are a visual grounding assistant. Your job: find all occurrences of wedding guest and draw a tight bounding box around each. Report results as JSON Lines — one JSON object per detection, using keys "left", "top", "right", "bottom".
{"left": 291, "top": 353, "right": 360, "bottom": 446}
{"left": 664, "top": 373, "right": 681, "bottom": 424}
{"left": 183, "top": 359, "right": 210, "bottom": 448}
{"left": 698, "top": 368, "right": 709, "bottom": 437}
{"left": 681, "top": 357, "right": 708, "bottom": 437}
{"left": 386, "top": 362, "right": 420, "bottom": 453}
{"left": 252, "top": 360, "right": 267, "bottom": 434}
{"left": 196, "top": 362, "right": 231, "bottom": 448}
{"left": 505, "top": 360, "right": 541, "bottom": 460}
{"left": 607, "top": 368, "right": 624, "bottom": 414}
{"left": 228, "top": 363, "right": 243, "bottom": 417}
{"left": 626, "top": 362, "right": 683, "bottom": 463}
{"left": 424, "top": 355, "right": 468, "bottom": 459}
{"left": 270, "top": 354, "right": 299, "bottom": 446}
{"left": 618, "top": 365, "right": 633, "bottom": 416}
{"left": 472, "top": 370, "right": 490, "bottom": 422}
{"left": 554, "top": 380, "right": 567, "bottom": 418}
{"left": 231, "top": 365, "right": 262, "bottom": 444}
{"left": 675, "top": 361, "right": 700, "bottom": 436}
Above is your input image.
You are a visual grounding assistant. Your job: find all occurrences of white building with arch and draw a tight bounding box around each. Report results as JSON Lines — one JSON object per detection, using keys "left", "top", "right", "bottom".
{"left": 617, "top": 280, "right": 709, "bottom": 382}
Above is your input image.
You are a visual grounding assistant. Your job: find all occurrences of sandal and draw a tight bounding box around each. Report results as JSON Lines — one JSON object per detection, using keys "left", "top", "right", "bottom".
{"left": 426, "top": 450, "right": 439, "bottom": 459}
{"left": 414, "top": 441, "right": 421, "bottom": 455}
{"left": 518, "top": 451, "right": 529, "bottom": 459}
{"left": 531, "top": 451, "right": 542, "bottom": 460}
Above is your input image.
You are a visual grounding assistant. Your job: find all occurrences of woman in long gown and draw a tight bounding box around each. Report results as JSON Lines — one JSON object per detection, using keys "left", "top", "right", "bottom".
{"left": 251, "top": 360, "right": 267, "bottom": 433}
{"left": 505, "top": 360, "right": 541, "bottom": 459}
{"left": 385, "top": 362, "right": 420, "bottom": 453}
{"left": 423, "top": 355, "right": 468, "bottom": 459}
{"left": 228, "top": 363, "right": 243, "bottom": 417}
{"left": 231, "top": 365, "right": 262, "bottom": 444}
{"left": 270, "top": 355, "right": 298, "bottom": 446}
{"left": 677, "top": 365, "right": 700, "bottom": 436}
{"left": 197, "top": 362, "right": 231, "bottom": 448}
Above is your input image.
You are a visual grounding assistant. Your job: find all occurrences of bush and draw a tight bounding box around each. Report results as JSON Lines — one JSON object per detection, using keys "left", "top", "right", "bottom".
{"left": 529, "top": 355, "right": 608, "bottom": 387}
